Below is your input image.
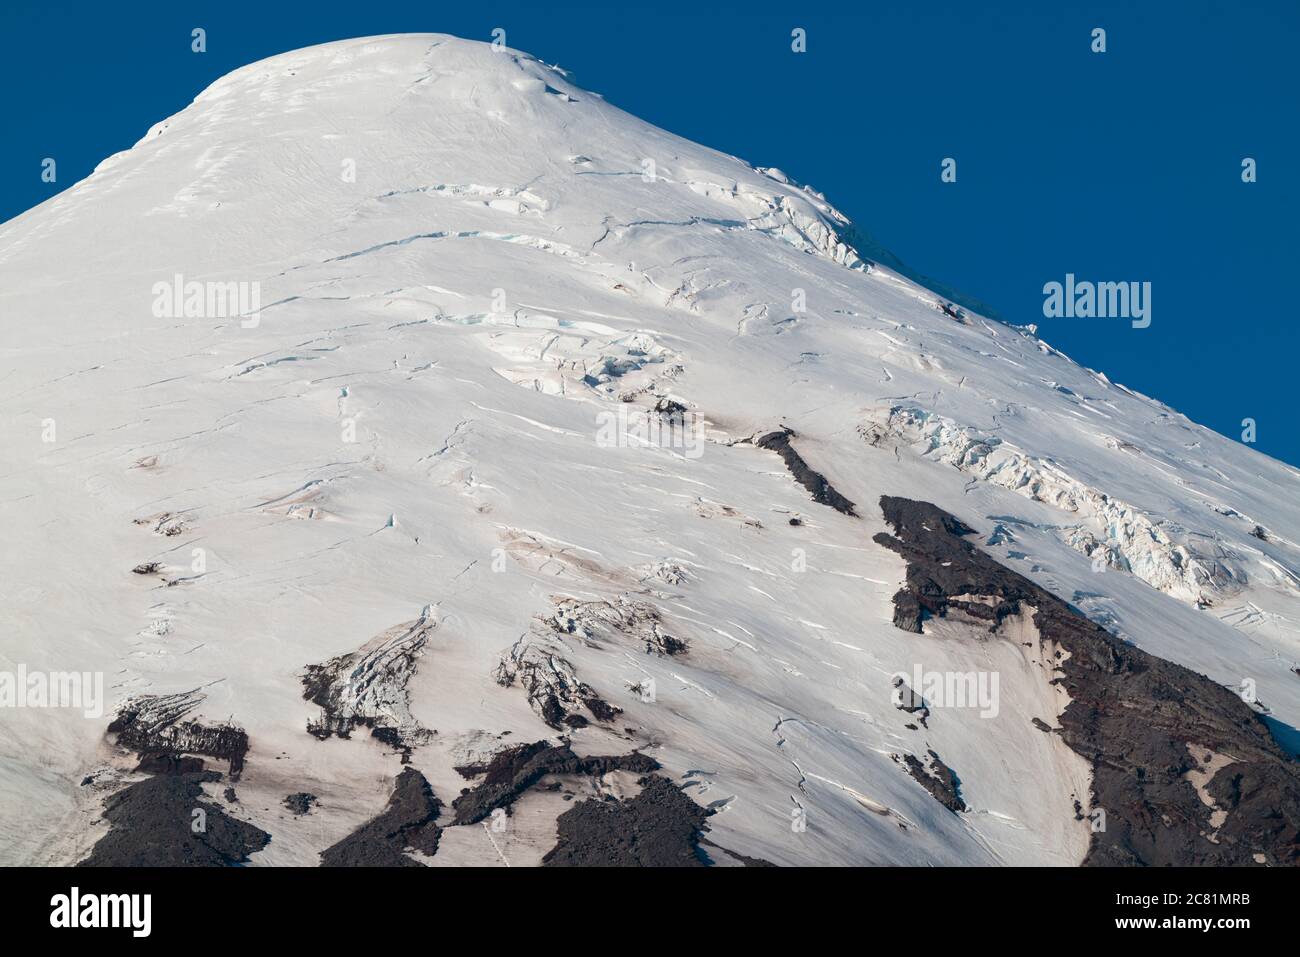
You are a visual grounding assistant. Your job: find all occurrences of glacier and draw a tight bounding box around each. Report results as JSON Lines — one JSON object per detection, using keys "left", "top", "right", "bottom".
{"left": 1, "top": 34, "right": 1298, "bottom": 867}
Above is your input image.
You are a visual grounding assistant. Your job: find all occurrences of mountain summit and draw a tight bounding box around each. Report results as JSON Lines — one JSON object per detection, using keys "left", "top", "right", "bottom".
{"left": 2, "top": 35, "right": 1297, "bottom": 867}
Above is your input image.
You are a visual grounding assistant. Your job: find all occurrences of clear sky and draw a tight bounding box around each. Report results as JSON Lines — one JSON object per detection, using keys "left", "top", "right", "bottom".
{"left": 3, "top": 0, "right": 1296, "bottom": 465}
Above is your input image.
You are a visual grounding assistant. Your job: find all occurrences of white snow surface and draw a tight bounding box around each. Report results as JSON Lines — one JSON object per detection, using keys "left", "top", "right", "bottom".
{"left": 1, "top": 34, "right": 1298, "bottom": 866}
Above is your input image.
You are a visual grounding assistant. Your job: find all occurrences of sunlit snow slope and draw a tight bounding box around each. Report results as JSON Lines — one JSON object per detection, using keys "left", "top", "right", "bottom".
{"left": 2, "top": 34, "right": 1298, "bottom": 866}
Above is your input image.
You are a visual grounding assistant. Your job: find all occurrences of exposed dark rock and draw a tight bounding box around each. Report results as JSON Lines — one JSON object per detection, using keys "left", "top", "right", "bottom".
{"left": 494, "top": 634, "right": 622, "bottom": 730}
{"left": 700, "top": 837, "right": 778, "bottom": 867}
{"left": 755, "top": 427, "right": 857, "bottom": 516}
{"left": 549, "top": 595, "right": 687, "bottom": 657}
{"left": 303, "top": 615, "right": 435, "bottom": 756}
{"left": 79, "top": 771, "right": 270, "bottom": 867}
{"left": 283, "top": 792, "right": 318, "bottom": 816}
{"left": 320, "top": 768, "right": 441, "bottom": 867}
{"left": 135, "top": 752, "right": 206, "bottom": 776}
{"left": 1032, "top": 717, "right": 1054, "bottom": 733}
{"left": 452, "top": 741, "right": 658, "bottom": 825}
{"left": 900, "top": 749, "right": 967, "bottom": 813}
{"left": 542, "top": 774, "right": 711, "bottom": 866}
{"left": 108, "top": 691, "right": 249, "bottom": 779}
{"left": 654, "top": 396, "right": 689, "bottom": 423}
{"left": 873, "top": 494, "right": 1300, "bottom": 866}
{"left": 131, "top": 562, "right": 161, "bottom": 575}
{"left": 368, "top": 725, "right": 403, "bottom": 749}
{"left": 891, "top": 675, "right": 930, "bottom": 727}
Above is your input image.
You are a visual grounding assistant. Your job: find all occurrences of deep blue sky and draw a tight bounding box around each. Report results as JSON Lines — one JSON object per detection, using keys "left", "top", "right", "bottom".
{"left": 3, "top": 1, "right": 1297, "bottom": 466}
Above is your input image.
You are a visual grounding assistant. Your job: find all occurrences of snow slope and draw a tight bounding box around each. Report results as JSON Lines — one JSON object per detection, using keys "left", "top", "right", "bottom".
{"left": 1, "top": 34, "right": 1298, "bottom": 866}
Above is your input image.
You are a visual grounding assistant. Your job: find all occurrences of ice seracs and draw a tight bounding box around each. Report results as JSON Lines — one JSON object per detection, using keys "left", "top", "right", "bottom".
{"left": 864, "top": 404, "right": 1248, "bottom": 606}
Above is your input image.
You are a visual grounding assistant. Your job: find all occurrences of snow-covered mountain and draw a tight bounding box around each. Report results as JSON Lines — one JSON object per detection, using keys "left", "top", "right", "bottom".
{"left": 2, "top": 34, "right": 1298, "bottom": 867}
